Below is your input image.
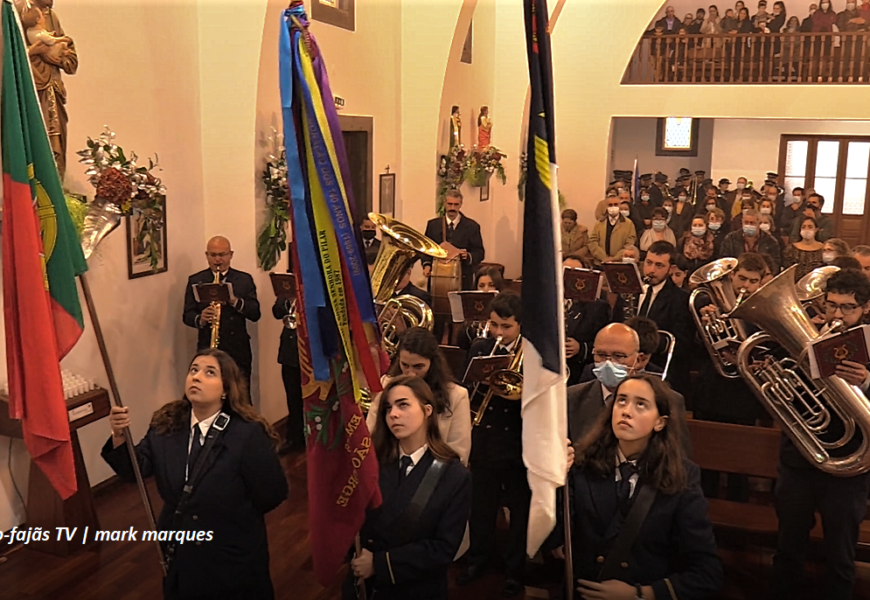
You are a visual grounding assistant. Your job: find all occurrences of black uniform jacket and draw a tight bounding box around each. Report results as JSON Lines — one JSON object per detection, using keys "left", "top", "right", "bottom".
{"left": 566, "top": 299, "right": 612, "bottom": 384}
{"left": 272, "top": 297, "right": 299, "bottom": 367}
{"left": 549, "top": 462, "right": 723, "bottom": 600}
{"left": 101, "top": 409, "right": 288, "bottom": 599}
{"left": 421, "top": 213, "right": 485, "bottom": 288}
{"left": 465, "top": 336, "right": 522, "bottom": 464}
{"left": 348, "top": 451, "right": 471, "bottom": 600}
{"left": 182, "top": 268, "right": 261, "bottom": 361}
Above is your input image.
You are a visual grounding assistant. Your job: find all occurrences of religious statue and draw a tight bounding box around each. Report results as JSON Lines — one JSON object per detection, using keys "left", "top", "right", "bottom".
{"left": 17, "top": 0, "right": 78, "bottom": 179}
{"left": 449, "top": 105, "right": 462, "bottom": 148}
{"left": 477, "top": 105, "right": 492, "bottom": 149}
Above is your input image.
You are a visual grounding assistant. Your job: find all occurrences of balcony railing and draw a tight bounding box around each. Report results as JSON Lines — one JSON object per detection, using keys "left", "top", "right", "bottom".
{"left": 623, "top": 32, "right": 870, "bottom": 84}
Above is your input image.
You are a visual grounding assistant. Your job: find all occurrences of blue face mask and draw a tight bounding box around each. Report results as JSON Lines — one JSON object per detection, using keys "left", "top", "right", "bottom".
{"left": 593, "top": 360, "right": 631, "bottom": 389}
{"left": 743, "top": 225, "right": 758, "bottom": 237}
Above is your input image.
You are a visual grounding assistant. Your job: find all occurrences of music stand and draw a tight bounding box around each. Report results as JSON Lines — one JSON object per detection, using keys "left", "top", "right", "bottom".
{"left": 449, "top": 290, "right": 497, "bottom": 324}
{"left": 462, "top": 354, "right": 512, "bottom": 385}
{"left": 601, "top": 262, "right": 644, "bottom": 295}
{"left": 269, "top": 272, "right": 297, "bottom": 300}
{"left": 563, "top": 268, "right": 603, "bottom": 303}
{"left": 193, "top": 282, "right": 233, "bottom": 304}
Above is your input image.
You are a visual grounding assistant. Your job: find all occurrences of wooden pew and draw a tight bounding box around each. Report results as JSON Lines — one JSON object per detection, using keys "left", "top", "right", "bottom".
{"left": 686, "top": 418, "right": 870, "bottom": 560}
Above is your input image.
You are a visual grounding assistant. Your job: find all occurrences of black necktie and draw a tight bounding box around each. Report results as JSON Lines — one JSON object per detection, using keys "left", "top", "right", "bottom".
{"left": 187, "top": 424, "right": 203, "bottom": 478}
{"left": 639, "top": 286, "right": 653, "bottom": 317}
{"left": 617, "top": 461, "right": 638, "bottom": 507}
{"left": 447, "top": 222, "right": 455, "bottom": 241}
{"left": 398, "top": 455, "right": 413, "bottom": 483}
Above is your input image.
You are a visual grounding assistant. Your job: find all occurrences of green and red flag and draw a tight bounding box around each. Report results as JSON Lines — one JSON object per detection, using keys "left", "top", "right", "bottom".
{"left": 2, "top": 1, "right": 88, "bottom": 499}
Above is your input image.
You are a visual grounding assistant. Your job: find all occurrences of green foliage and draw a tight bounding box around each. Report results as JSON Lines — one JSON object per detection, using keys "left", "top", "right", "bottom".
{"left": 257, "top": 141, "right": 290, "bottom": 271}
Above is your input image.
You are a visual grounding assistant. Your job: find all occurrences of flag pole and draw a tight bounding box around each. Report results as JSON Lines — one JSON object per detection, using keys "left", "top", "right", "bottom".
{"left": 78, "top": 273, "right": 167, "bottom": 575}
{"left": 354, "top": 533, "right": 368, "bottom": 600}
{"left": 562, "top": 481, "right": 573, "bottom": 600}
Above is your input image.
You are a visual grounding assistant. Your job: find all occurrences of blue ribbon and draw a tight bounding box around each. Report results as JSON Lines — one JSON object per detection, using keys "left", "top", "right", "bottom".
{"left": 280, "top": 12, "right": 330, "bottom": 381}
{"left": 292, "top": 48, "right": 377, "bottom": 327}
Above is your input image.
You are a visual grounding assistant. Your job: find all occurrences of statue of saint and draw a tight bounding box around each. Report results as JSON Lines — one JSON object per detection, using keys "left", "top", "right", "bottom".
{"left": 449, "top": 105, "right": 462, "bottom": 149}
{"left": 18, "top": 0, "right": 77, "bottom": 179}
{"left": 477, "top": 106, "right": 492, "bottom": 149}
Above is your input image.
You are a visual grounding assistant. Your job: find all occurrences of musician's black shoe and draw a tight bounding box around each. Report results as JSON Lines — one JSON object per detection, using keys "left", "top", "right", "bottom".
{"left": 501, "top": 578, "right": 523, "bottom": 598}
{"left": 456, "top": 564, "right": 484, "bottom": 586}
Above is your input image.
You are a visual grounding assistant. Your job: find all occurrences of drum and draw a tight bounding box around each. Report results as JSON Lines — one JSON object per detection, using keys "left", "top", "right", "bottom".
{"left": 430, "top": 257, "right": 461, "bottom": 316}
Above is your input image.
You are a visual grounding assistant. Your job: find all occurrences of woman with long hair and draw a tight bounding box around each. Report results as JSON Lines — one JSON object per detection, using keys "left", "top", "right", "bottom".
{"left": 475, "top": 264, "right": 505, "bottom": 292}
{"left": 102, "top": 349, "right": 288, "bottom": 600}
{"left": 366, "top": 327, "right": 472, "bottom": 464}
{"left": 678, "top": 215, "right": 716, "bottom": 273}
{"left": 552, "top": 375, "right": 722, "bottom": 599}
{"left": 347, "top": 376, "right": 471, "bottom": 600}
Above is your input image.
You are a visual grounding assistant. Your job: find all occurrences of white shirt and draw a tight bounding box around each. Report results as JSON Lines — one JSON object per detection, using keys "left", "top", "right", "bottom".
{"left": 399, "top": 444, "right": 429, "bottom": 476}
{"left": 615, "top": 447, "right": 639, "bottom": 498}
{"left": 447, "top": 214, "right": 462, "bottom": 229}
{"left": 188, "top": 409, "right": 221, "bottom": 451}
{"left": 498, "top": 337, "right": 520, "bottom": 354}
{"left": 638, "top": 279, "right": 666, "bottom": 315}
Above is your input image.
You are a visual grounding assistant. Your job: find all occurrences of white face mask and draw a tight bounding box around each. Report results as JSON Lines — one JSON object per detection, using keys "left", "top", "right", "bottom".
{"left": 706, "top": 204, "right": 716, "bottom": 211}
{"left": 622, "top": 256, "right": 637, "bottom": 264}
{"left": 678, "top": 196, "right": 688, "bottom": 203}
{"left": 652, "top": 221, "right": 666, "bottom": 231}
{"left": 760, "top": 207, "right": 772, "bottom": 215}
{"left": 664, "top": 206, "right": 674, "bottom": 214}
{"left": 736, "top": 182, "right": 746, "bottom": 190}
{"left": 760, "top": 223, "right": 771, "bottom": 232}
{"left": 620, "top": 209, "right": 630, "bottom": 218}
{"left": 847, "top": 2, "right": 856, "bottom": 9}
{"left": 800, "top": 228, "right": 816, "bottom": 240}
{"left": 691, "top": 226, "right": 706, "bottom": 237}
{"left": 641, "top": 195, "right": 650, "bottom": 202}
{"left": 821, "top": 2, "right": 830, "bottom": 8}
{"left": 823, "top": 251, "right": 836, "bottom": 263}
{"left": 708, "top": 221, "right": 722, "bottom": 231}
{"left": 607, "top": 206, "right": 620, "bottom": 217}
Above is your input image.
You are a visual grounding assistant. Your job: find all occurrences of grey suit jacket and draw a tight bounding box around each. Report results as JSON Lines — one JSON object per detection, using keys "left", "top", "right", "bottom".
{"left": 566, "top": 379, "right": 692, "bottom": 456}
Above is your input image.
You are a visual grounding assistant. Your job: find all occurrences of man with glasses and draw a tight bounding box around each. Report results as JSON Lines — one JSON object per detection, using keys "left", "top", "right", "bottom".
{"left": 774, "top": 268, "right": 870, "bottom": 600}
{"left": 565, "top": 323, "right": 690, "bottom": 452}
{"left": 183, "top": 236, "right": 261, "bottom": 390}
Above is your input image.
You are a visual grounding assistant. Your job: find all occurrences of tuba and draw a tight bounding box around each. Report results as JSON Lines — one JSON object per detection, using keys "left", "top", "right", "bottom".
{"left": 796, "top": 265, "right": 840, "bottom": 312}
{"left": 688, "top": 258, "right": 750, "bottom": 378}
{"left": 368, "top": 213, "right": 444, "bottom": 355}
{"left": 732, "top": 265, "right": 870, "bottom": 476}
{"left": 471, "top": 336, "right": 523, "bottom": 427}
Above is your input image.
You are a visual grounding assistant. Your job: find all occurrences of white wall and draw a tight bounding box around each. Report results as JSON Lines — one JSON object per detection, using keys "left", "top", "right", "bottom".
{"left": 610, "top": 117, "right": 715, "bottom": 187}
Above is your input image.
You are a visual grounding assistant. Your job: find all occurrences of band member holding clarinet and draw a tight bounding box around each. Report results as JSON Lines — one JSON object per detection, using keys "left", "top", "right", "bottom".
{"left": 549, "top": 374, "right": 722, "bottom": 599}
{"left": 346, "top": 376, "right": 471, "bottom": 600}
{"left": 774, "top": 269, "right": 870, "bottom": 600}
{"left": 102, "top": 349, "right": 287, "bottom": 600}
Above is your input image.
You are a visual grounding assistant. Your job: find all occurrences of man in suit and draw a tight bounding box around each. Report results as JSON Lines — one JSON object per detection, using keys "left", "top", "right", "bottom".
{"left": 566, "top": 323, "right": 690, "bottom": 452}
{"left": 655, "top": 5, "right": 681, "bottom": 33}
{"left": 183, "top": 236, "right": 261, "bottom": 389}
{"left": 361, "top": 218, "right": 381, "bottom": 253}
{"left": 774, "top": 269, "right": 870, "bottom": 600}
{"left": 563, "top": 255, "right": 611, "bottom": 385}
{"left": 271, "top": 273, "right": 303, "bottom": 454}
{"left": 456, "top": 292, "right": 527, "bottom": 598}
{"left": 421, "top": 189, "right": 485, "bottom": 290}
{"left": 637, "top": 241, "right": 694, "bottom": 398}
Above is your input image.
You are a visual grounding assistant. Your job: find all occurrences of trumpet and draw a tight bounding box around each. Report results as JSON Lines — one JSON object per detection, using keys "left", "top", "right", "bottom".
{"left": 210, "top": 270, "right": 221, "bottom": 349}
{"left": 688, "top": 258, "right": 749, "bottom": 378}
{"left": 471, "top": 336, "right": 524, "bottom": 427}
{"left": 733, "top": 265, "right": 870, "bottom": 476}
{"left": 468, "top": 335, "right": 503, "bottom": 409}
{"left": 282, "top": 299, "right": 298, "bottom": 330}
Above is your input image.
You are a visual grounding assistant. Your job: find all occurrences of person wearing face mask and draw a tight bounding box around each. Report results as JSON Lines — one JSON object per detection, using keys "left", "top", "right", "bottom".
{"left": 560, "top": 208, "right": 590, "bottom": 260}
{"left": 837, "top": 1, "right": 866, "bottom": 80}
{"left": 697, "top": 185, "right": 724, "bottom": 217}
{"left": 588, "top": 193, "right": 638, "bottom": 265}
{"left": 619, "top": 198, "right": 645, "bottom": 238}
{"left": 823, "top": 237, "right": 851, "bottom": 265}
{"left": 706, "top": 207, "right": 729, "bottom": 257}
{"left": 360, "top": 218, "right": 381, "bottom": 252}
{"left": 639, "top": 207, "right": 677, "bottom": 253}
{"left": 758, "top": 214, "right": 784, "bottom": 259}
{"left": 727, "top": 176, "right": 749, "bottom": 216}
{"left": 788, "top": 192, "right": 833, "bottom": 242}
{"left": 670, "top": 186, "right": 694, "bottom": 238}
{"left": 778, "top": 186, "right": 804, "bottom": 240}
{"left": 563, "top": 255, "right": 612, "bottom": 386}
{"left": 801, "top": 3, "right": 819, "bottom": 31}
{"left": 679, "top": 215, "right": 716, "bottom": 274}
{"left": 730, "top": 193, "right": 757, "bottom": 232}
{"left": 720, "top": 208, "right": 782, "bottom": 271}
{"left": 636, "top": 186, "right": 655, "bottom": 230}
{"left": 812, "top": 0, "right": 838, "bottom": 77}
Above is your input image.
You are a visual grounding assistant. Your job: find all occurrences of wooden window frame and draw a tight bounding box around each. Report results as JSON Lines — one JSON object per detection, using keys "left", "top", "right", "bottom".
{"left": 311, "top": 0, "right": 355, "bottom": 32}
{"left": 655, "top": 117, "right": 699, "bottom": 157}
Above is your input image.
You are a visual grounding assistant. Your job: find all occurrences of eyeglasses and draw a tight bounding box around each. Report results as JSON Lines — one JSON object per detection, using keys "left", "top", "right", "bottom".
{"left": 592, "top": 351, "right": 634, "bottom": 363}
{"left": 824, "top": 301, "right": 861, "bottom": 316}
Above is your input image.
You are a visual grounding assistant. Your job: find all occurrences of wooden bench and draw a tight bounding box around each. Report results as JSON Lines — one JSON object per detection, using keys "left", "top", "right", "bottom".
{"left": 686, "top": 418, "right": 870, "bottom": 561}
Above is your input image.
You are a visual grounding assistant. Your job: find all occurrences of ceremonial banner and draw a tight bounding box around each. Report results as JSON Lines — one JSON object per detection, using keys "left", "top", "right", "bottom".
{"left": 279, "top": 2, "right": 384, "bottom": 586}
{"left": 521, "top": 0, "right": 568, "bottom": 557}
{"left": 2, "top": 1, "right": 87, "bottom": 499}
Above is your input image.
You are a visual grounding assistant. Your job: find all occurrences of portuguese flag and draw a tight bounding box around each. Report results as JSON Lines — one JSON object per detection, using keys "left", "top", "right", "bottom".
{"left": 2, "top": 2, "right": 88, "bottom": 499}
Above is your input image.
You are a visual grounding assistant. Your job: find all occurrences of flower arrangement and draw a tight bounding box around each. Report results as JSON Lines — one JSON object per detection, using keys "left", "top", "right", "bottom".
{"left": 463, "top": 145, "right": 507, "bottom": 188}
{"left": 436, "top": 144, "right": 467, "bottom": 214}
{"left": 77, "top": 127, "right": 167, "bottom": 269}
{"left": 257, "top": 130, "right": 290, "bottom": 271}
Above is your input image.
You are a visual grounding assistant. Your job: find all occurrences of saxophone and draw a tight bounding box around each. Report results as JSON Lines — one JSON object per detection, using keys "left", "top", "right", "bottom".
{"left": 209, "top": 270, "right": 221, "bottom": 348}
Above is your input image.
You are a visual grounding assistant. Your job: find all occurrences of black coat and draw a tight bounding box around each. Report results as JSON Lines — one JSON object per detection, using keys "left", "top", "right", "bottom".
{"left": 550, "top": 462, "right": 722, "bottom": 600}
{"left": 345, "top": 452, "right": 471, "bottom": 600}
{"left": 272, "top": 297, "right": 299, "bottom": 367}
{"left": 183, "top": 268, "right": 261, "bottom": 373}
{"left": 362, "top": 237, "right": 381, "bottom": 253}
{"left": 101, "top": 410, "right": 288, "bottom": 600}
{"left": 655, "top": 15, "right": 682, "bottom": 34}
{"left": 566, "top": 300, "right": 611, "bottom": 385}
{"left": 421, "top": 213, "right": 485, "bottom": 289}
{"left": 641, "top": 279, "right": 694, "bottom": 397}
{"left": 465, "top": 336, "right": 522, "bottom": 464}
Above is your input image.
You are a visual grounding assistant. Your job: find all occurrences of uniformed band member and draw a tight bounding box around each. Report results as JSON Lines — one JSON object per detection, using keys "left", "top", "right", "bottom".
{"left": 774, "top": 269, "right": 870, "bottom": 600}
{"left": 456, "top": 292, "right": 527, "bottom": 597}
{"left": 347, "top": 376, "right": 471, "bottom": 600}
{"left": 549, "top": 374, "right": 723, "bottom": 599}
{"left": 183, "top": 236, "right": 261, "bottom": 390}
{"left": 103, "top": 349, "right": 288, "bottom": 600}
{"left": 421, "top": 189, "right": 485, "bottom": 290}
{"left": 271, "top": 273, "right": 304, "bottom": 453}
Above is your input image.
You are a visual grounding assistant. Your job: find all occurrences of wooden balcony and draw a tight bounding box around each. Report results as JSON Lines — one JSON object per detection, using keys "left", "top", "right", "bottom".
{"left": 623, "top": 31, "right": 870, "bottom": 84}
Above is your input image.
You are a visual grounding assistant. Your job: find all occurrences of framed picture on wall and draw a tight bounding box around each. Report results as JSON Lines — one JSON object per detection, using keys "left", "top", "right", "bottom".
{"left": 126, "top": 197, "right": 168, "bottom": 279}
{"left": 311, "top": 0, "right": 355, "bottom": 32}
{"left": 379, "top": 172, "right": 396, "bottom": 217}
{"left": 480, "top": 177, "right": 490, "bottom": 202}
